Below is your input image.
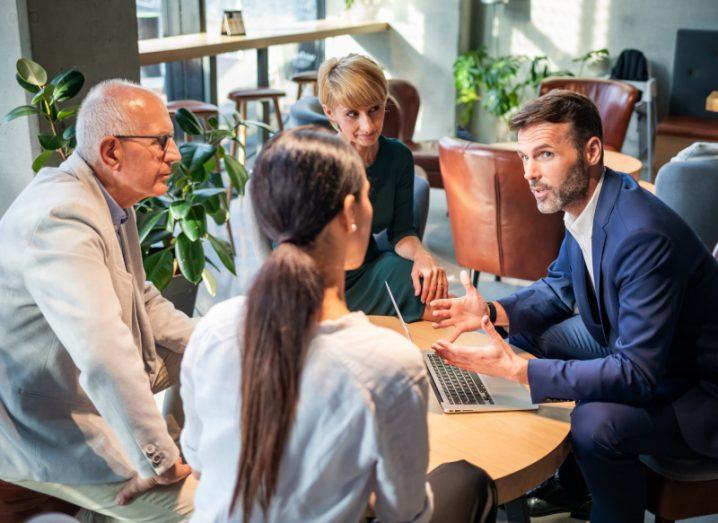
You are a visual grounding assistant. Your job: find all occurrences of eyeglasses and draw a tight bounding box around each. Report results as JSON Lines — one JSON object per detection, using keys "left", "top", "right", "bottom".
{"left": 115, "top": 134, "right": 174, "bottom": 153}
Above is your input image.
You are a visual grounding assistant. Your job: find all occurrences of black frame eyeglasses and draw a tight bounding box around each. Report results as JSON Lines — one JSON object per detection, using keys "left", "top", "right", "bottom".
{"left": 114, "top": 134, "right": 174, "bottom": 153}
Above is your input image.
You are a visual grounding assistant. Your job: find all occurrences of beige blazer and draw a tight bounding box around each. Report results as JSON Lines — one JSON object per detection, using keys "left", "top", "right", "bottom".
{"left": 0, "top": 153, "right": 196, "bottom": 483}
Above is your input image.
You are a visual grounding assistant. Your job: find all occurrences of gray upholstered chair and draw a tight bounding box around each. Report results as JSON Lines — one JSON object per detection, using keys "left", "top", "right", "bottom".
{"left": 654, "top": 158, "right": 718, "bottom": 250}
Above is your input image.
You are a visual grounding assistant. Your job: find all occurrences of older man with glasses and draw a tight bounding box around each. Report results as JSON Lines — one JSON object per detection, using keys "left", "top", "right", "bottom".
{"left": 0, "top": 80, "right": 198, "bottom": 521}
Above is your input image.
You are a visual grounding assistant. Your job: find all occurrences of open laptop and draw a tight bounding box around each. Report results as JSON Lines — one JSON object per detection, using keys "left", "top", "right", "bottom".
{"left": 385, "top": 281, "right": 537, "bottom": 413}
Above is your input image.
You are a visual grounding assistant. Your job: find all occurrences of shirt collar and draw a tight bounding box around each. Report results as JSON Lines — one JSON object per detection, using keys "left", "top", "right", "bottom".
{"left": 563, "top": 170, "right": 605, "bottom": 239}
{"left": 95, "top": 177, "right": 128, "bottom": 229}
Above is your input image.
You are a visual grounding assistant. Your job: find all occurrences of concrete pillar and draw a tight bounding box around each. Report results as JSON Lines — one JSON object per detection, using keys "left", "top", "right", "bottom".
{"left": 0, "top": 0, "right": 140, "bottom": 216}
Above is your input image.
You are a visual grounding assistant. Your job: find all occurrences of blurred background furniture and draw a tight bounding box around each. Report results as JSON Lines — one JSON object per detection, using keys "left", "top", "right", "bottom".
{"left": 387, "top": 79, "right": 443, "bottom": 189}
{"left": 539, "top": 77, "right": 641, "bottom": 152}
{"left": 167, "top": 99, "right": 219, "bottom": 141}
{"left": 0, "top": 480, "right": 79, "bottom": 523}
{"left": 655, "top": 29, "right": 718, "bottom": 170}
{"left": 227, "top": 87, "right": 286, "bottom": 161}
{"left": 438, "top": 137, "right": 565, "bottom": 284}
{"left": 654, "top": 158, "right": 718, "bottom": 251}
{"left": 290, "top": 70, "right": 318, "bottom": 99}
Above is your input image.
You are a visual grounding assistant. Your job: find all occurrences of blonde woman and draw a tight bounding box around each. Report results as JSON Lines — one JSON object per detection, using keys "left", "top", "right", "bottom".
{"left": 318, "top": 54, "right": 448, "bottom": 322}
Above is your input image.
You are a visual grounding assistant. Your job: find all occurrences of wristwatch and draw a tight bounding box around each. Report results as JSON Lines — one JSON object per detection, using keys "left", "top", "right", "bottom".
{"left": 486, "top": 301, "right": 497, "bottom": 323}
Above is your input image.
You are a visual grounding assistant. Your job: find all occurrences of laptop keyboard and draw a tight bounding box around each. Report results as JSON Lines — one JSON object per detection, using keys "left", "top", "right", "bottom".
{"left": 426, "top": 353, "right": 494, "bottom": 405}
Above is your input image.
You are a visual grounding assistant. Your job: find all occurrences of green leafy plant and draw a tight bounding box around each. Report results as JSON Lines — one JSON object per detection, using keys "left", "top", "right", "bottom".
{"left": 3, "top": 58, "right": 84, "bottom": 172}
{"left": 136, "top": 109, "right": 273, "bottom": 294}
{"left": 453, "top": 46, "right": 610, "bottom": 128}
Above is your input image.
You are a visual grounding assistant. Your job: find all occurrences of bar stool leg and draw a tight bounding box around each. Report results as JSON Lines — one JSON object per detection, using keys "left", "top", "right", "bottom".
{"left": 297, "top": 82, "right": 303, "bottom": 101}
{"left": 237, "top": 101, "right": 248, "bottom": 163}
{"left": 272, "top": 97, "right": 284, "bottom": 131}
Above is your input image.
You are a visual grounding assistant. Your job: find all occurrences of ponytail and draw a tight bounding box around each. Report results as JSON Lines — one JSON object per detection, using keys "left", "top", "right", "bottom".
{"left": 231, "top": 126, "right": 364, "bottom": 521}
{"left": 232, "top": 242, "right": 323, "bottom": 521}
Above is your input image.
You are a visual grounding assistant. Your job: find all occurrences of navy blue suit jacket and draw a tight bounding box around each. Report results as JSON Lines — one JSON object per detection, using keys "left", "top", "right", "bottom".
{"left": 498, "top": 169, "right": 718, "bottom": 457}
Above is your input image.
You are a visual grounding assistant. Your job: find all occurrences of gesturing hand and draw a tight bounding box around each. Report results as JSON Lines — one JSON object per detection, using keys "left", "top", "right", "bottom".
{"left": 429, "top": 270, "right": 487, "bottom": 342}
{"left": 431, "top": 315, "right": 528, "bottom": 384}
{"left": 115, "top": 458, "right": 191, "bottom": 506}
{"left": 411, "top": 250, "right": 448, "bottom": 304}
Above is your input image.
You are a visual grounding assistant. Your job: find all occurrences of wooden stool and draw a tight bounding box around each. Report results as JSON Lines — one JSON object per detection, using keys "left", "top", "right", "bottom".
{"left": 167, "top": 99, "right": 219, "bottom": 141}
{"left": 290, "top": 70, "right": 318, "bottom": 99}
{"left": 227, "top": 87, "right": 286, "bottom": 162}
{"left": 0, "top": 480, "right": 80, "bottom": 522}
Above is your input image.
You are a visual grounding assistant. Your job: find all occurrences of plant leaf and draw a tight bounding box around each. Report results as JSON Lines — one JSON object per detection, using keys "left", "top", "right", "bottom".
{"left": 169, "top": 199, "right": 192, "bottom": 219}
{"left": 38, "top": 133, "right": 63, "bottom": 150}
{"left": 56, "top": 105, "right": 79, "bottom": 121}
{"left": 224, "top": 155, "right": 249, "bottom": 194}
{"left": 175, "top": 233, "right": 204, "bottom": 284}
{"left": 206, "top": 233, "right": 236, "bottom": 275}
{"left": 143, "top": 248, "right": 175, "bottom": 290}
{"left": 241, "top": 119, "right": 275, "bottom": 133}
{"left": 51, "top": 70, "right": 84, "bottom": 103}
{"left": 3, "top": 105, "right": 37, "bottom": 123}
{"left": 190, "top": 187, "right": 226, "bottom": 202}
{"left": 175, "top": 108, "right": 203, "bottom": 136}
{"left": 137, "top": 209, "right": 167, "bottom": 243}
{"left": 201, "top": 268, "right": 217, "bottom": 296}
{"left": 179, "top": 205, "right": 206, "bottom": 241}
{"left": 17, "top": 58, "right": 47, "bottom": 87}
{"left": 32, "top": 150, "right": 54, "bottom": 173}
{"left": 15, "top": 73, "right": 41, "bottom": 93}
{"left": 62, "top": 123, "right": 75, "bottom": 140}
{"left": 180, "top": 142, "right": 216, "bottom": 173}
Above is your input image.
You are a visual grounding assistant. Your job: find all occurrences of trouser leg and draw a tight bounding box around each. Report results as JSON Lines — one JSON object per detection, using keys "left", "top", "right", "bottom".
{"left": 508, "top": 315, "right": 610, "bottom": 360}
{"left": 570, "top": 398, "right": 701, "bottom": 523}
{"left": 11, "top": 475, "right": 197, "bottom": 523}
{"left": 427, "top": 460, "right": 497, "bottom": 523}
{"left": 152, "top": 348, "right": 184, "bottom": 445}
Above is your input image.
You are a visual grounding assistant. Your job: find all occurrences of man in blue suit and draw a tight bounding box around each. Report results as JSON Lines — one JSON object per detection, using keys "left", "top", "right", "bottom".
{"left": 430, "top": 90, "right": 718, "bottom": 523}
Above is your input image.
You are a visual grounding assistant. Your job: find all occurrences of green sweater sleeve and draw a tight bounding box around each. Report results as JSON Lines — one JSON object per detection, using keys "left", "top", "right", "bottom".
{"left": 387, "top": 144, "right": 417, "bottom": 246}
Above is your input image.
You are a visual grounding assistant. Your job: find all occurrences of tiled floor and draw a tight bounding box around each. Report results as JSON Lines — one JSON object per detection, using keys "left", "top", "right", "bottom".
{"left": 196, "top": 186, "right": 718, "bottom": 523}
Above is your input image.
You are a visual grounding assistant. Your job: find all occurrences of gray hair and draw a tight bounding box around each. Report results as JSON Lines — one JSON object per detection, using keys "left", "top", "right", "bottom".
{"left": 75, "top": 79, "right": 164, "bottom": 166}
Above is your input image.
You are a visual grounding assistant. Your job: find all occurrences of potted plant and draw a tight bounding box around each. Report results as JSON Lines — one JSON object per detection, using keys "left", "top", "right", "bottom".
{"left": 4, "top": 58, "right": 263, "bottom": 314}
{"left": 453, "top": 47, "right": 608, "bottom": 140}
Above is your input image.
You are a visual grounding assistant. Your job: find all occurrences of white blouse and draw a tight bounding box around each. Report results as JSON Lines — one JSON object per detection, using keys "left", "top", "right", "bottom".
{"left": 180, "top": 296, "right": 433, "bottom": 523}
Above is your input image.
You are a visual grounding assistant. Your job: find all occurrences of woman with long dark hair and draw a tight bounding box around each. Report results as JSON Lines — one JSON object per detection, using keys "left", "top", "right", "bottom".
{"left": 180, "top": 126, "right": 496, "bottom": 523}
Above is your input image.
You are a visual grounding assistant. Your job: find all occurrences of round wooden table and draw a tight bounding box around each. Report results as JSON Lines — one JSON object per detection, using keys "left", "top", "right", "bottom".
{"left": 368, "top": 316, "right": 572, "bottom": 504}
{"left": 490, "top": 141, "right": 643, "bottom": 180}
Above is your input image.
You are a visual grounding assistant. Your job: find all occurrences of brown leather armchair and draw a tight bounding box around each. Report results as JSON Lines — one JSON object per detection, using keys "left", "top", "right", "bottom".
{"left": 438, "top": 137, "right": 565, "bottom": 281}
{"left": 539, "top": 77, "right": 640, "bottom": 152}
{"left": 386, "top": 79, "right": 443, "bottom": 188}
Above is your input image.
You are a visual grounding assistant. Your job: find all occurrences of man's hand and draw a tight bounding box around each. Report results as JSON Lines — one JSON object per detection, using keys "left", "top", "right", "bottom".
{"left": 411, "top": 249, "right": 448, "bottom": 305}
{"left": 429, "top": 270, "right": 487, "bottom": 342}
{"left": 431, "top": 315, "right": 528, "bottom": 384}
{"left": 115, "top": 458, "right": 191, "bottom": 506}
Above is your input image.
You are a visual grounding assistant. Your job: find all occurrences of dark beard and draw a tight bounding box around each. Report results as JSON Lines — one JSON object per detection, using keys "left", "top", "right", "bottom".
{"left": 556, "top": 154, "right": 590, "bottom": 210}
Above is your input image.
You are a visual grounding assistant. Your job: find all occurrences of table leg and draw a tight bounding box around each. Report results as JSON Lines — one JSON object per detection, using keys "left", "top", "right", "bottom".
{"left": 503, "top": 496, "right": 530, "bottom": 523}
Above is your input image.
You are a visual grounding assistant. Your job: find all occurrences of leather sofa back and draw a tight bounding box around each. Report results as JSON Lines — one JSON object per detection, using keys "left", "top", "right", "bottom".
{"left": 439, "top": 137, "right": 565, "bottom": 281}
{"left": 539, "top": 77, "right": 640, "bottom": 151}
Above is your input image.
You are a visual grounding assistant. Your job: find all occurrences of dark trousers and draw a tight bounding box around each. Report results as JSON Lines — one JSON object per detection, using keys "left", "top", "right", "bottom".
{"left": 510, "top": 316, "right": 702, "bottom": 523}
{"left": 427, "top": 460, "right": 497, "bottom": 523}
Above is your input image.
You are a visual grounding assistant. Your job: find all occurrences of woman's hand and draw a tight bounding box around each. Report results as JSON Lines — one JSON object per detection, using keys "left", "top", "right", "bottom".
{"left": 411, "top": 249, "right": 448, "bottom": 304}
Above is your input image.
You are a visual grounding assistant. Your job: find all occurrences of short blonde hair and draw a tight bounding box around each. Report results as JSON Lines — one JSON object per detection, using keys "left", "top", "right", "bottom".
{"left": 318, "top": 54, "right": 388, "bottom": 110}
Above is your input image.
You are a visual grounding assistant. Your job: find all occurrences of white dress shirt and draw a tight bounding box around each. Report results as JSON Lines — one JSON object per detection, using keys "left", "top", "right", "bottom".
{"left": 180, "top": 296, "right": 433, "bottom": 523}
{"left": 563, "top": 173, "right": 605, "bottom": 289}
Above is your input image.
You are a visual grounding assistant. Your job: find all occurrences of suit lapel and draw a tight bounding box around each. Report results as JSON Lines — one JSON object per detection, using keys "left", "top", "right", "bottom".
{"left": 592, "top": 169, "right": 622, "bottom": 344}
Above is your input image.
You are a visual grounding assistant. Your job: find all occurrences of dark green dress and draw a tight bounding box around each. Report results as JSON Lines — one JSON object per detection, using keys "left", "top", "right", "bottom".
{"left": 345, "top": 136, "right": 425, "bottom": 322}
